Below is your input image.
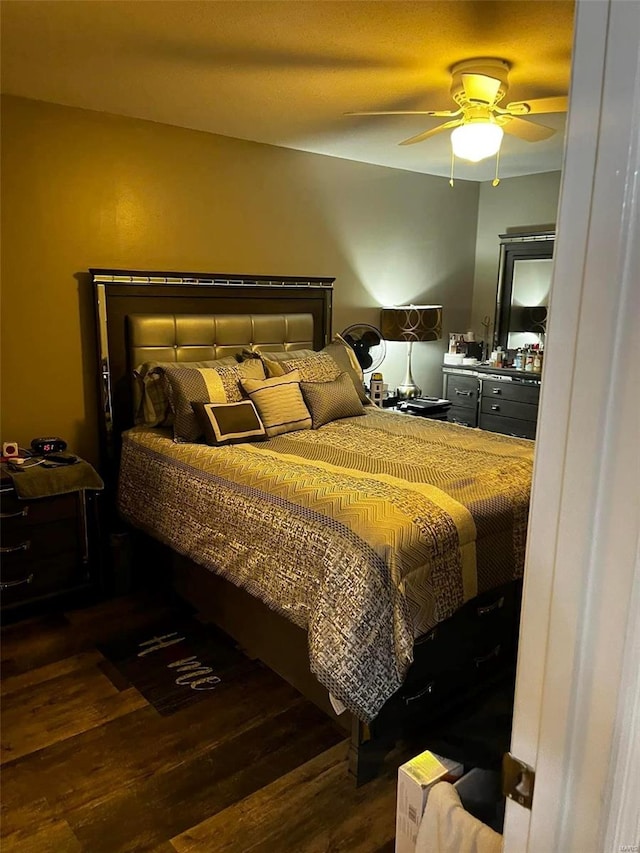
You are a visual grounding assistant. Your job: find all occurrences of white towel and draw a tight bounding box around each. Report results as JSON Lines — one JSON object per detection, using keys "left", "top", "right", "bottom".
{"left": 415, "top": 781, "right": 503, "bottom": 853}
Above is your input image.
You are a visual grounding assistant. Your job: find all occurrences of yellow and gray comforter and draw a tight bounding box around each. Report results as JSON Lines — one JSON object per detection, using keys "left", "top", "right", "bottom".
{"left": 118, "top": 408, "right": 534, "bottom": 721}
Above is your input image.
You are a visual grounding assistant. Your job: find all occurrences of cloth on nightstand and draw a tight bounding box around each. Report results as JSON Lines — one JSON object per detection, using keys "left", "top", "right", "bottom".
{"left": 2, "top": 458, "right": 104, "bottom": 499}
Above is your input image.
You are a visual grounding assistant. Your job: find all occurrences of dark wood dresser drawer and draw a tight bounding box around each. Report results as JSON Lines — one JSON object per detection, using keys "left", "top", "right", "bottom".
{"left": 447, "top": 374, "right": 479, "bottom": 409}
{"left": 447, "top": 405, "right": 478, "bottom": 428}
{"left": 478, "top": 412, "right": 537, "bottom": 440}
{"left": 480, "top": 396, "right": 538, "bottom": 423}
{"left": 481, "top": 379, "right": 540, "bottom": 405}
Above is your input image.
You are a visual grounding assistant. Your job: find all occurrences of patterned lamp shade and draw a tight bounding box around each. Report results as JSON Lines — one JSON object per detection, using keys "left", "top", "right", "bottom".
{"left": 380, "top": 305, "right": 443, "bottom": 343}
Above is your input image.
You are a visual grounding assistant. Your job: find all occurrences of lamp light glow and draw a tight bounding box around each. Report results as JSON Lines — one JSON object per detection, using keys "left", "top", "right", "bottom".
{"left": 451, "top": 122, "right": 504, "bottom": 163}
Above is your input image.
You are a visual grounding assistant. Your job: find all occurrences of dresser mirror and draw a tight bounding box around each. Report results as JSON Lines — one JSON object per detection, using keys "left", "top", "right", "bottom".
{"left": 494, "top": 232, "right": 555, "bottom": 351}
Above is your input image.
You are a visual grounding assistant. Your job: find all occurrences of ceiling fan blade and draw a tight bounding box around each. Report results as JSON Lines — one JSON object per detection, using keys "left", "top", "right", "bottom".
{"left": 500, "top": 116, "right": 556, "bottom": 142}
{"left": 506, "top": 96, "right": 568, "bottom": 115}
{"left": 461, "top": 73, "right": 501, "bottom": 104}
{"left": 345, "top": 109, "right": 461, "bottom": 118}
{"left": 398, "top": 119, "right": 462, "bottom": 146}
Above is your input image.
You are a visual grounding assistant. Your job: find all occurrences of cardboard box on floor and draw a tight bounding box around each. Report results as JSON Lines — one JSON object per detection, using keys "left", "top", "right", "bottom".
{"left": 395, "top": 751, "right": 465, "bottom": 853}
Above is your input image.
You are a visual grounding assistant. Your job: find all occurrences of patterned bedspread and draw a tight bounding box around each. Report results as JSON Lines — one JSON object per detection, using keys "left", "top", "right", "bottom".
{"left": 118, "top": 409, "right": 534, "bottom": 721}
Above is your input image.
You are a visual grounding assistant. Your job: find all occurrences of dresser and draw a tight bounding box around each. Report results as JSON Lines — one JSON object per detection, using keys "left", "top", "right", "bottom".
{"left": 442, "top": 365, "right": 541, "bottom": 439}
{"left": 0, "top": 476, "right": 101, "bottom": 616}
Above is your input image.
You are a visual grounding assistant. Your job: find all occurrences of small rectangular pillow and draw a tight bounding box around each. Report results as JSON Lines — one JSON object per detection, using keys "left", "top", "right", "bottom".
{"left": 241, "top": 370, "right": 312, "bottom": 437}
{"left": 163, "top": 359, "right": 266, "bottom": 442}
{"left": 300, "top": 372, "right": 365, "bottom": 429}
{"left": 134, "top": 356, "right": 238, "bottom": 427}
{"left": 191, "top": 400, "right": 267, "bottom": 446}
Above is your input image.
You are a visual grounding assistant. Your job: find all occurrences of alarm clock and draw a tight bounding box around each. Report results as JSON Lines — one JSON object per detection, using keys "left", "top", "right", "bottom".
{"left": 31, "top": 437, "right": 67, "bottom": 456}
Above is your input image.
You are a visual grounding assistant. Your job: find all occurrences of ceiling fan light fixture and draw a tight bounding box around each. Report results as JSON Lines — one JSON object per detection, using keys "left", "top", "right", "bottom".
{"left": 450, "top": 121, "right": 504, "bottom": 162}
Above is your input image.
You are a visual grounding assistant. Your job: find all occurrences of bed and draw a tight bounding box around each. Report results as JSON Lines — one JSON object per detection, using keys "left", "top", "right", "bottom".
{"left": 92, "top": 268, "right": 533, "bottom": 783}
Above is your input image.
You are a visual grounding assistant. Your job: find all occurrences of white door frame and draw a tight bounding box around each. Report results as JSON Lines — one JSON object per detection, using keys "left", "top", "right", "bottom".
{"left": 502, "top": 0, "right": 640, "bottom": 850}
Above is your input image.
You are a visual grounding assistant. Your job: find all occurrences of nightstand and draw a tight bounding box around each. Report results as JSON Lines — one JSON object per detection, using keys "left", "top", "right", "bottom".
{"left": 0, "top": 466, "right": 102, "bottom": 617}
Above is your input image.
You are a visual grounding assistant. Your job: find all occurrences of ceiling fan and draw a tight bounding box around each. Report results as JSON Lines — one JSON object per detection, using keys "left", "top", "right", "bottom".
{"left": 346, "top": 58, "right": 568, "bottom": 164}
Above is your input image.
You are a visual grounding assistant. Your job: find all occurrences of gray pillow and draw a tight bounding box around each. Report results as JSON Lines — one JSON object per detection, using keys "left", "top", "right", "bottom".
{"left": 300, "top": 372, "right": 365, "bottom": 429}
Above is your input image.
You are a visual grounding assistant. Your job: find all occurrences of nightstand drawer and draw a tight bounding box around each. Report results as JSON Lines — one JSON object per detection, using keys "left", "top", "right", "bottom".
{"left": 0, "top": 491, "right": 77, "bottom": 524}
{"left": 1, "top": 516, "right": 80, "bottom": 562}
{"left": 1, "top": 553, "right": 90, "bottom": 608}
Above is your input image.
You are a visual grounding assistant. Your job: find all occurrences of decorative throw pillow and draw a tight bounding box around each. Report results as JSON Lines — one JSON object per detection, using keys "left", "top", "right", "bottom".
{"left": 262, "top": 351, "right": 341, "bottom": 383}
{"left": 241, "top": 370, "right": 312, "bottom": 437}
{"left": 322, "top": 334, "right": 369, "bottom": 404}
{"left": 300, "top": 372, "right": 365, "bottom": 429}
{"left": 134, "top": 356, "right": 238, "bottom": 427}
{"left": 163, "top": 359, "right": 266, "bottom": 442}
{"left": 236, "top": 347, "right": 316, "bottom": 365}
{"left": 191, "top": 400, "right": 267, "bottom": 446}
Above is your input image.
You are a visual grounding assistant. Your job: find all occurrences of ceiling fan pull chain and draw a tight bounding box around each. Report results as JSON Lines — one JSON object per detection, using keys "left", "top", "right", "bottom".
{"left": 492, "top": 147, "right": 501, "bottom": 187}
{"left": 449, "top": 148, "right": 455, "bottom": 187}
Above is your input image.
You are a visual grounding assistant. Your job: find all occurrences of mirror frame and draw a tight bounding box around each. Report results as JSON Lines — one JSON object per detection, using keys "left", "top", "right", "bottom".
{"left": 494, "top": 231, "right": 555, "bottom": 351}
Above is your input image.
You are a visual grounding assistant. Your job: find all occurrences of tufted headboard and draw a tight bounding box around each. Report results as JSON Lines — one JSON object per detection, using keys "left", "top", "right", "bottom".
{"left": 91, "top": 268, "right": 334, "bottom": 476}
{"left": 127, "top": 312, "right": 315, "bottom": 366}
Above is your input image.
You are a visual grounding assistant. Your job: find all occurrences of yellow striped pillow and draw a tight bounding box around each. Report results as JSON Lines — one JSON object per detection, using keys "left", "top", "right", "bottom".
{"left": 241, "top": 370, "right": 312, "bottom": 437}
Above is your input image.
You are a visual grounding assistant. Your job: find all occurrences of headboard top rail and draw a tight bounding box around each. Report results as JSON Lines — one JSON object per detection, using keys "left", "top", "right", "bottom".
{"left": 91, "top": 269, "right": 335, "bottom": 289}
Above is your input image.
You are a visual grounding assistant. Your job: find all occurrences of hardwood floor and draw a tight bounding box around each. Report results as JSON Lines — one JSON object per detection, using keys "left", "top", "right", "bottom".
{"left": 1, "top": 595, "right": 398, "bottom": 852}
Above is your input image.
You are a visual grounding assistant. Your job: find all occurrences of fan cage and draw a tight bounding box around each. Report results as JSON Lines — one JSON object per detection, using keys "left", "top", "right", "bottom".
{"left": 341, "top": 324, "right": 387, "bottom": 374}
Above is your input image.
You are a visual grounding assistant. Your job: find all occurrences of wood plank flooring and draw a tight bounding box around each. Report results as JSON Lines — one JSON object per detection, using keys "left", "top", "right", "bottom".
{"left": 1, "top": 595, "right": 398, "bottom": 852}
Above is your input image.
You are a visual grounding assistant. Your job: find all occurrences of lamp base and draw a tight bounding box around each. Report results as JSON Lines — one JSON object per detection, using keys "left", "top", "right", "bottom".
{"left": 396, "top": 383, "right": 422, "bottom": 401}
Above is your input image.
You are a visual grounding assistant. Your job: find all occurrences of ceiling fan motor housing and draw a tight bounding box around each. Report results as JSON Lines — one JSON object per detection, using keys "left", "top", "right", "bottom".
{"left": 450, "top": 58, "right": 510, "bottom": 108}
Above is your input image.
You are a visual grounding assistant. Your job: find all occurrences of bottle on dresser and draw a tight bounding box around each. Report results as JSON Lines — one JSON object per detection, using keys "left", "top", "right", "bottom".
{"left": 514, "top": 348, "right": 524, "bottom": 370}
{"left": 532, "top": 345, "right": 543, "bottom": 373}
{"left": 524, "top": 346, "right": 535, "bottom": 372}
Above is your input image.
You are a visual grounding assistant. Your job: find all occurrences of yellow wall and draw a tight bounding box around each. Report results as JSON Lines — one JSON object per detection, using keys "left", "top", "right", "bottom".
{"left": 1, "top": 96, "right": 479, "bottom": 464}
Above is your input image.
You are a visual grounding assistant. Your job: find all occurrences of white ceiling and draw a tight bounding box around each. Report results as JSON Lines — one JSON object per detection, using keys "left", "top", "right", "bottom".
{"left": 0, "top": 0, "right": 575, "bottom": 182}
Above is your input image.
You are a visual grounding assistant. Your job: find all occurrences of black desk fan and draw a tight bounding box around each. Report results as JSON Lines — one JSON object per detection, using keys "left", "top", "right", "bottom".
{"left": 341, "top": 324, "right": 386, "bottom": 404}
{"left": 341, "top": 324, "right": 386, "bottom": 374}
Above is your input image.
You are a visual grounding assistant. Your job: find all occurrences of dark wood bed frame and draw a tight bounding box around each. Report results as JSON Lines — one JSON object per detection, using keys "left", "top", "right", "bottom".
{"left": 92, "top": 268, "right": 520, "bottom": 784}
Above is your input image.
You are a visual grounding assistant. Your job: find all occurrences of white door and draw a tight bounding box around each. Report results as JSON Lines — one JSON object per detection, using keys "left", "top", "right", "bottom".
{"left": 502, "top": 1, "right": 640, "bottom": 851}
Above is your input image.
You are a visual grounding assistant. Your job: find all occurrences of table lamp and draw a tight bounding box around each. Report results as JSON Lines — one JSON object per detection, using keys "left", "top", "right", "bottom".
{"left": 380, "top": 305, "right": 443, "bottom": 400}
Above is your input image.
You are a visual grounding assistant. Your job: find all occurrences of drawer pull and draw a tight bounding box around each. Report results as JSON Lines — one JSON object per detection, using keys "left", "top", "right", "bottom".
{"left": 417, "top": 627, "right": 438, "bottom": 645}
{"left": 477, "top": 596, "right": 505, "bottom": 617}
{"left": 1, "top": 573, "right": 34, "bottom": 590}
{"left": 0, "top": 506, "right": 29, "bottom": 519}
{"left": 404, "top": 680, "right": 436, "bottom": 705}
{"left": 0, "top": 541, "right": 31, "bottom": 554}
{"left": 455, "top": 389, "right": 473, "bottom": 397}
{"left": 492, "top": 388, "right": 502, "bottom": 395}
{"left": 474, "top": 644, "right": 501, "bottom": 668}
{"left": 491, "top": 404, "right": 500, "bottom": 411}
